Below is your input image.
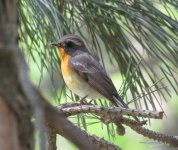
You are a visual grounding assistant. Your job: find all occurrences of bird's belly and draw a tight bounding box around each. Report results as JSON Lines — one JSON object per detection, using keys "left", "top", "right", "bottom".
{"left": 61, "top": 64, "right": 102, "bottom": 99}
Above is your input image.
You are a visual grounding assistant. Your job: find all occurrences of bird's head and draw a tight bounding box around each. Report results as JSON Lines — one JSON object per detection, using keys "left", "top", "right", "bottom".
{"left": 51, "top": 34, "right": 87, "bottom": 57}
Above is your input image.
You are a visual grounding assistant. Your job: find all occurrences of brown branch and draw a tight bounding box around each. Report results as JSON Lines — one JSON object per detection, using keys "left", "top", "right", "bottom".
{"left": 0, "top": 43, "right": 34, "bottom": 150}
{"left": 60, "top": 103, "right": 164, "bottom": 119}
{"left": 47, "top": 125, "right": 57, "bottom": 150}
{"left": 80, "top": 128, "right": 121, "bottom": 150}
{"left": 0, "top": 98, "right": 21, "bottom": 150}
{"left": 46, "top": 114, "right": 121, "bottom": 150}
{"left": 0, "top": 0, "right": 34, "bottom": 149}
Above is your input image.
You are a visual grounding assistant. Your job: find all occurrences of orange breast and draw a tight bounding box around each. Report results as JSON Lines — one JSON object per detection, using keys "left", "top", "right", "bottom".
{"left": 59, "top": 48, "right": 84, "bottom": 95}
{"left": 58, "top": 48, "right": 103, "bottom": 99}
{"left": 58, "top": 48, "right": 73, "bottom": 77}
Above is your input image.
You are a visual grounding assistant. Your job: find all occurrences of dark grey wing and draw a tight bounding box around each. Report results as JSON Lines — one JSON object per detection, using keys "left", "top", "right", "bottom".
{"left": 69, "top": 52, "right": 127, "bottom": 108}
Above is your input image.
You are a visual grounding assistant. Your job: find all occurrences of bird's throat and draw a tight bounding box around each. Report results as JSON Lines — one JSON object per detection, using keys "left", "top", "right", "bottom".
{"left": 58, "top": 48, "right": 69, "bottom": 61}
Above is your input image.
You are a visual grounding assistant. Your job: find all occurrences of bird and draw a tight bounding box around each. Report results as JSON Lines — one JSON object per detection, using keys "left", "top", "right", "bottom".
{"left": 51, "top": 34, "right": 128, "bottom": 109}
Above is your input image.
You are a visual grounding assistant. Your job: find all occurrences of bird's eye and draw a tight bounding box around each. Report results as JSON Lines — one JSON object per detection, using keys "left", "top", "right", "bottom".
{"left": 66, "top": 41, "right": 74, "bottom": 47}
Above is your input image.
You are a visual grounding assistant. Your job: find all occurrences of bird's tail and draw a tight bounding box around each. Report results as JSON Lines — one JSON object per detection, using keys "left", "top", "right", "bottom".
{"left": 112, "top": 95, "right": 128, "bottom": 108}
{"left": 112, "top": 95, "right": 140, "bottom": 122}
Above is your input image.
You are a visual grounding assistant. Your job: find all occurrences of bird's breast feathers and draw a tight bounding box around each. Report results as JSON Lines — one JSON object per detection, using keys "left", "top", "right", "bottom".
{"left": 61, "top": 55, "right": 102, "bottom": 99}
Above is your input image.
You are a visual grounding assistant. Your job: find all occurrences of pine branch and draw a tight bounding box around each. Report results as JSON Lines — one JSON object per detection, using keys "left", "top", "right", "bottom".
{"left": 60, "top": 102, "right": 164, "bottom": 119}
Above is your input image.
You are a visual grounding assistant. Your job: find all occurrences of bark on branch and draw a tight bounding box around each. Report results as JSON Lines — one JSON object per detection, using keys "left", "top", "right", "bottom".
{"left": 0, "top": 98, "right": 21, "bottom": 150}
{"left": 60, "top": 102, "right": 164, "bottom": 119}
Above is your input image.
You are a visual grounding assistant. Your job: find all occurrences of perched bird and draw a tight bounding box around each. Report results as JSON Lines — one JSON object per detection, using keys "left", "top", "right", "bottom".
{"left": 51, "top": 34, "right": 128, "bottom": 108}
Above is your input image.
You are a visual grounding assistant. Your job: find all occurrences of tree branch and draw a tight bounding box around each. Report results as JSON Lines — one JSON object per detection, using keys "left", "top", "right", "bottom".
{"left": 0, "top": 98, "right": 21, "bottom": 150}
{"left": 80, "top": 128, "right": 121, "bottom": 150}
{"left": 47, "top": 125, "right": 57, "bottom": 150}
{"left": 47, "top": 118, "right": 121, "bottom": 150}
{"left": 60, "top": 102, "right": 164, "bottom": 119}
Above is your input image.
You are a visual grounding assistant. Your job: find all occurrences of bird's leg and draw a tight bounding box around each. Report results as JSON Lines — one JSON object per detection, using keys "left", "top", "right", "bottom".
{"left": 79, "top": 95, "right": 88, "bottom": 104}
{"left": 87, "top": 99, "right": 94, "bottom": 104}
{"left": 79, "top": 96, "right": 95, "bottom": 105}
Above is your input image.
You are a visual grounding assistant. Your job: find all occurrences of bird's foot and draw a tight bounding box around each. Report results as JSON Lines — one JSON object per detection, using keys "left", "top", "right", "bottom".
{"left": 87, "top": 99, "right": 94, "bottom": 104}
{"left": 79, "top": 96, "right": 94, "bottom": 105}
{"left": 79, "top": 95, "right": 88, "bottom": 104}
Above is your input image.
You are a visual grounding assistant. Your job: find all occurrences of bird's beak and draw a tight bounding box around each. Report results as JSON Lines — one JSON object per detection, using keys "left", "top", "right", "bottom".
{"left": 49, "top": 38, "right": 63, "bottom": 48}
{"left": 49, "top": 42, "right": 58, "bottom": 47}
